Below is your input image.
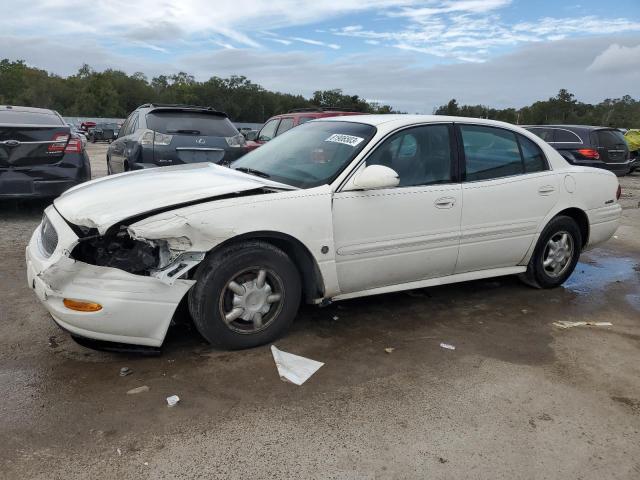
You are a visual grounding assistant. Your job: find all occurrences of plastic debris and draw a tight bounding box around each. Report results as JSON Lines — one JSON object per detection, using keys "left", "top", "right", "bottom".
{"left": 119, "top": 367, "right": 132, "bottom": 377}
{"left": 553, "top": 321, "right": 613, "bottom": 329}
{"left": 126, "top": 385, "right": 149, "bottom": 395}
{"left": 271, "top": 345, "right": 324, "bottom": 386}
{"left": 332, "top": 316, "right": 339, "bottom": 321}
{"left": 440, "top": 343, "right": 456, "bottom": 350}
{"left": 117, "top": 448, "right": 122, "bottom": 456}
{"left": 166, "top": 395, "right": 180, "bottom": 407}
{"left": 384, "top": 347, "right": 395, "bottom": 354}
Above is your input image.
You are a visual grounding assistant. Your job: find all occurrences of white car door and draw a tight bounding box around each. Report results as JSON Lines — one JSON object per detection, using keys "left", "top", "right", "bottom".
{"left": 455, "top": 124, "right": 559, "bottom": 273}
{"left": 332, "top": 123, "right": 462, "bottom": 294}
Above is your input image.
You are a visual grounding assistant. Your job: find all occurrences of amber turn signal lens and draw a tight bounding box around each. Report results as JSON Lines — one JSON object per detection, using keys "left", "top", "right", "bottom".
{"left": 63, "top": 298, "right": 102, "bottom": 312}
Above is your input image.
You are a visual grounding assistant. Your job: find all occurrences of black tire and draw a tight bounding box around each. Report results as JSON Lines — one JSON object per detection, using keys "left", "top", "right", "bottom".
{"left": 520, "top": 215, "right": 582, "bottom": 289}
{"left": 188, "top": 241, "right": 301, "bottom": 349}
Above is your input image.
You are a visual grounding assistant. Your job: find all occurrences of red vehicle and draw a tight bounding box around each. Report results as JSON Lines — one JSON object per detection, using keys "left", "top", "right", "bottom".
{"left": 80, "top": 121, "right": 96, "bottom": 132}
{"left": 245, "top": 108, "right": 365, "bottom": 151}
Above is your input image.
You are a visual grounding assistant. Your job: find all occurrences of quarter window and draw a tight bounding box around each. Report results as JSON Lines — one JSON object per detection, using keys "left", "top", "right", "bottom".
{"left": 528, "top": 127, "right": 554, "bottom": 142}
{"left": 366, "top": 124, "right": 453, "bottom": 187}
{"left": 554, "top": 128, "right": 582, "bottom": 143}
{"left": 276, "top": 118, "right": 295, "bottom": 136}
{"left": 460, "top": 125, "right": 523, "bottom": 181}
{"left": 258, "top": 119, "right": 280, "bottom": 142}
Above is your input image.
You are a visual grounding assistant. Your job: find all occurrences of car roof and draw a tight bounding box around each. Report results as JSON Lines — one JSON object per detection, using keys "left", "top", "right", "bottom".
{"left": 525, "top": 124, "right": 617, "bottom": 131}
{"left": 0, "top": 105, "right": 56, "bottom": 115}
{"left": 312, "top": 114, "right": 521, "bottom": 129}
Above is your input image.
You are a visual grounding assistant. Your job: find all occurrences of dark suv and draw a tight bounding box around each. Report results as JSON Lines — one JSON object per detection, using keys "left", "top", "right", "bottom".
{"left": 525, "top": 125, "right": 632, "bottom": 176}
{"left": 107, "top": 104, "right": 248, "bottom": 174}
{"left": 1, "top": 105, "right": 91, "bottom": 198}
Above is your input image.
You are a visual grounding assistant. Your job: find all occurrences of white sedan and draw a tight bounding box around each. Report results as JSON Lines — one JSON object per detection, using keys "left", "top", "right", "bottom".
{"left": 26, "top": 115, "right": 622, "bottom": 350}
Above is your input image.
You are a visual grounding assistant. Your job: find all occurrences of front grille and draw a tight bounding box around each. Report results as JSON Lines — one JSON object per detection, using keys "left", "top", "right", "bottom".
{"left": 40, "top": 214, "right": 58, "bottom": 257}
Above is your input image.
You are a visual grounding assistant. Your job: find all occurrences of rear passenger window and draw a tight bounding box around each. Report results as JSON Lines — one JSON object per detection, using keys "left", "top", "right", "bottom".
{"left": 519, "top": 135, "right": 547, "bottom": 173}
{"left": 554, "top": 129, "right": 582, "bottom": 143}
{"left": 528, "top": 128, "right": 554, "bottom": 142}
{"left": 276, "top": 118, "right": 294, "bottom": 136}
{"left": 460, "top": 125, "right": 523, "bottom": 181}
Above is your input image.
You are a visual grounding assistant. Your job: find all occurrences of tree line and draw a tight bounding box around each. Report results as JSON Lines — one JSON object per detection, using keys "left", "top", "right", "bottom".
{"left": 434, "top": 89, "right": 639, "bottom": 128}
{"left": 0, "top": 59, "right": 396, "bottom": 122}
{"left": 1, "top": 59, "right": 638, "bottom": 127}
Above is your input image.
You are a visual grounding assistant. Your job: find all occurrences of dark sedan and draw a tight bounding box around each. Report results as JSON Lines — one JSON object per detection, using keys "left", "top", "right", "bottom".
{"left": 107, "top": 104, "right": 249, "bottom": 174}
{"left": 0, "top": 106, "right": 91, "bottom": 198}
{"left": 525, "top": 125, "right": 632, "bottom": 176}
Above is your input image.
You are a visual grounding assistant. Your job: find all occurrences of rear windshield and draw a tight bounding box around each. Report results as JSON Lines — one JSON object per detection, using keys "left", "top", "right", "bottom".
{"left": 0, "top": 110, "right": 63, "bottom": 125}
{"left": 146, "top": 111, "right": 238, "bottom": 137}
{"left": 594, "top": 129, "right": 627, "bottom": 148}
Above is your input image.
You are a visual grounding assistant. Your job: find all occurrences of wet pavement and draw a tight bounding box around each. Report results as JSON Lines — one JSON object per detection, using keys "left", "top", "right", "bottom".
{"left": 1, "top": 145, "right": 639, "bottom": 479}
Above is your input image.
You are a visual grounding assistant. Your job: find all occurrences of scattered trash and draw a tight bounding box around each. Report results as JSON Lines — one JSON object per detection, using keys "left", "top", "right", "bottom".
{"left": 117, "top": 448, "right": 122, "bottom": 456}
{"left": 271, "top": 345, "right": 324, "bottom": 386}
{"left": 332, "top": 315, "right": 339, "bottom": 321}
{"left": 48, "top": 336, "right": 58, "bottom": 348}
{"left": 613, "top": 235, "right": 618, "bottom": 239}
{"left": 126, "top": 385, "right": 149, "bottom": 395}
{"left": 521, "top": 309, "right": 528, "bottom": 314}
{"left": 384, "top": 347, "right": 395, "bottom": 354}
{"left": 166, "top": 395, "right": 180, "bottom": 407}
{"left": 440, "top": 343, "right": 456, "bottom": 350}
{"left": 553, "top": 321, "right": 612, "bottom": 329}
{"left": 119, "top": 367, "right": 132, "bottom": 377}
{"left": 144, "top": 462, "right": 149, "bottom": 466}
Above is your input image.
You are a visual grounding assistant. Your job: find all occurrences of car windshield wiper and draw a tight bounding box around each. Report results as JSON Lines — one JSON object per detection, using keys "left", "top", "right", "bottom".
{"left": 167, "top": 129, "right": 201, "bottom": 135}
{"left": 234, "top": 167, "right": 271, "bottom": 179}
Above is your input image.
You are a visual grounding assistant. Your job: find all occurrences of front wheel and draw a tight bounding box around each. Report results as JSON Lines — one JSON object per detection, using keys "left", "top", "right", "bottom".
{"left": 188, "top": 241, "right": 301, "bottom": 349}
{"left": 520, "top": 216, "right": 582, "bottom": 289}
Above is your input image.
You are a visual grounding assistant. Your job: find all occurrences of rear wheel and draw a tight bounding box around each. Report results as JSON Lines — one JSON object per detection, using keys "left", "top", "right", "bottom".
{"left": 520, "top": 216, "right": 582, "bottom": 289}
{"left": 188, "top": 241, "right": 301, "bottom": 349}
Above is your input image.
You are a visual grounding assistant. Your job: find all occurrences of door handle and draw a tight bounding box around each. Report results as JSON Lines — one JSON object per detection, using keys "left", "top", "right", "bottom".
{"left": 434, "top": 197, "right": 456, "bottom": 209}
{"left": 538, "top": 185, "right": 555, "bottom": 195}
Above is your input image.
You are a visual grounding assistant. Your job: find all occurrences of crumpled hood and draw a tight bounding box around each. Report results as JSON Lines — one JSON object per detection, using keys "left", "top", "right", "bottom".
{"left": 54, "top": 163, "right": 295, "bottom": 234}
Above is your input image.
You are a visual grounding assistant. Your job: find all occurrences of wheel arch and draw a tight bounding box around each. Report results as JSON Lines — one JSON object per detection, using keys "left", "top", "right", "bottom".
{"left": 552, "top": 207, "right": 589, "bottom": 249}
{"left": 201, "top": 231, "right": 325, "bottom": 303}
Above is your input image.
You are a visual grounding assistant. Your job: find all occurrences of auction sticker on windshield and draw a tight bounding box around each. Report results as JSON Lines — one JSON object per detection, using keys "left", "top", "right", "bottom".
{"left": 325, "top": 134, "right": 364, "bottom": 147}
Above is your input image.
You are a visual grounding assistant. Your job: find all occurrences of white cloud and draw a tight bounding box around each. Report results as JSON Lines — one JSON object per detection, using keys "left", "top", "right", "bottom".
{"left": 587, "top": 43, "right": 640, "bottom": 74}
{"left": 291, "top": 37, "right": 341, "bottom": 49}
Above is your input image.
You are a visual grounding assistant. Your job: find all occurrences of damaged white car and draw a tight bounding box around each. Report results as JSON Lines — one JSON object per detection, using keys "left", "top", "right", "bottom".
{"left": 26, "top": 115, "right": 622, "bottom": 350}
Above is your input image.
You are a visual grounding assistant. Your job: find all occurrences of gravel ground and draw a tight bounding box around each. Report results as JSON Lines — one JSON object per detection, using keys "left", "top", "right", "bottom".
{"left": 1, "top": 144, "right": 639, "bottom": 479}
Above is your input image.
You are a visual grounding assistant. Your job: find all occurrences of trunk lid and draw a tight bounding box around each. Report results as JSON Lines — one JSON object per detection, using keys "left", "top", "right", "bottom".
{"left": 0, "top": 125, "right": 70, "bottom": 167}
{"left": 156, "top": 135, "right": 230, "bottom": 165}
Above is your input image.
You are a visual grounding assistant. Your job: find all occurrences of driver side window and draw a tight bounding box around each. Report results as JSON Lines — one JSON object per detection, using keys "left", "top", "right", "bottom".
{"left": 366, "top": 124, "right": 453, "bottom": 187}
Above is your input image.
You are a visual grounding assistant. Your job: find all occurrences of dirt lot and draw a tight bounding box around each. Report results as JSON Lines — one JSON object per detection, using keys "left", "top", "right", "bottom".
{"left": 1, "top": 144, "right": 639, "bottom": 479}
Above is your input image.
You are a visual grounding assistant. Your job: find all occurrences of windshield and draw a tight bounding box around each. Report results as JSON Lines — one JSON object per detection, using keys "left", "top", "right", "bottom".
{"left": 231, "top": 121, "right": 376, "bottom": 188}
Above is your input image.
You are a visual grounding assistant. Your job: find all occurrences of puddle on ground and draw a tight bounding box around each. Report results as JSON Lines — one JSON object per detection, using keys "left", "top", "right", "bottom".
{"left": 564, "top": 256, "right": 639, "bottom": 296}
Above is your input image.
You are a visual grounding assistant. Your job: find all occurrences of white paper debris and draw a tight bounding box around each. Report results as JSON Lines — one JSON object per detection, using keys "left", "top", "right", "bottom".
{"left": 553, "top": 321, "right": 613, "bottom": 329}
{"left": 384, "top": 347, "right": 395, "bottom": 354}
{"left": 166, "top": 395, "right": 180, "bottom": 407}
{"left": 325, "top": 134, "right": 364, "bottom": 147}
{"left": 271, "top": 345, "right": 324, "bottom": 386}
{"left": 440, "top": 343, "right": 456, "bottom": 350}
{"left": 126, "top": 385, "right": 149, "bottom": 395}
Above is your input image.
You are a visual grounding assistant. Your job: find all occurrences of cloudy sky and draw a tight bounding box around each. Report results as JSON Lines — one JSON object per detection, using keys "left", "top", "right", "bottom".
{"left": 2, "top": 0, "right": 640, "bottom": 112}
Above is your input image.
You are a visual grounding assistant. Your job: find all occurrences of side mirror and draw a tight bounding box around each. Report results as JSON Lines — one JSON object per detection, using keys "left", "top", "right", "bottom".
{"left": 245, "top": 130, "right": 258, "bottom": 141}
{"left": 348, "top": 164, "right": 399, "bottom": 190}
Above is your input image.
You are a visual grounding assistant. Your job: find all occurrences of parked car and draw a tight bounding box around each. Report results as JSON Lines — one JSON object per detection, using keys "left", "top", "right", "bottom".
{"left": 88, "top": 122, "right": 118, "bottom": 143}
{"left": 624, "top": 129, "right": 639, "bottom": 173}
{"left": 106, "top": 104, "right": 248, "bottom": 174}
{"left": 67, "top": 123, "right": 88, "bottom": 147}
{"left": 27, "top": 115, "right": 621, "bottom": 351}
{"left": 1, "top": 105, "right": 91, "bottom": 198}
{"left": 525, "top": 125, "right": 632, "bottom": 176}
{"left": 245, "top": 108, "right": 365, "bottom": 150}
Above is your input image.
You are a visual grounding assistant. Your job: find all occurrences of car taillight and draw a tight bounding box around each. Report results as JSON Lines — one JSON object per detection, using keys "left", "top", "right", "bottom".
{"left": 65, "top": 137, "right": 82, "bottom": 153}
{"left": 616, "top": 184, "right": 622, "bottom": 200}
{"left": 226, "top": 133, "right": 246, "bottom": 148}
{"left": 140, "top": 129, "right": 172, "bottom": 146}
{"left": 576, "top": 148, "right": 600, "bottom": 160}
{"left": 48, "top": 133, "right": 70, "bottom": 152}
